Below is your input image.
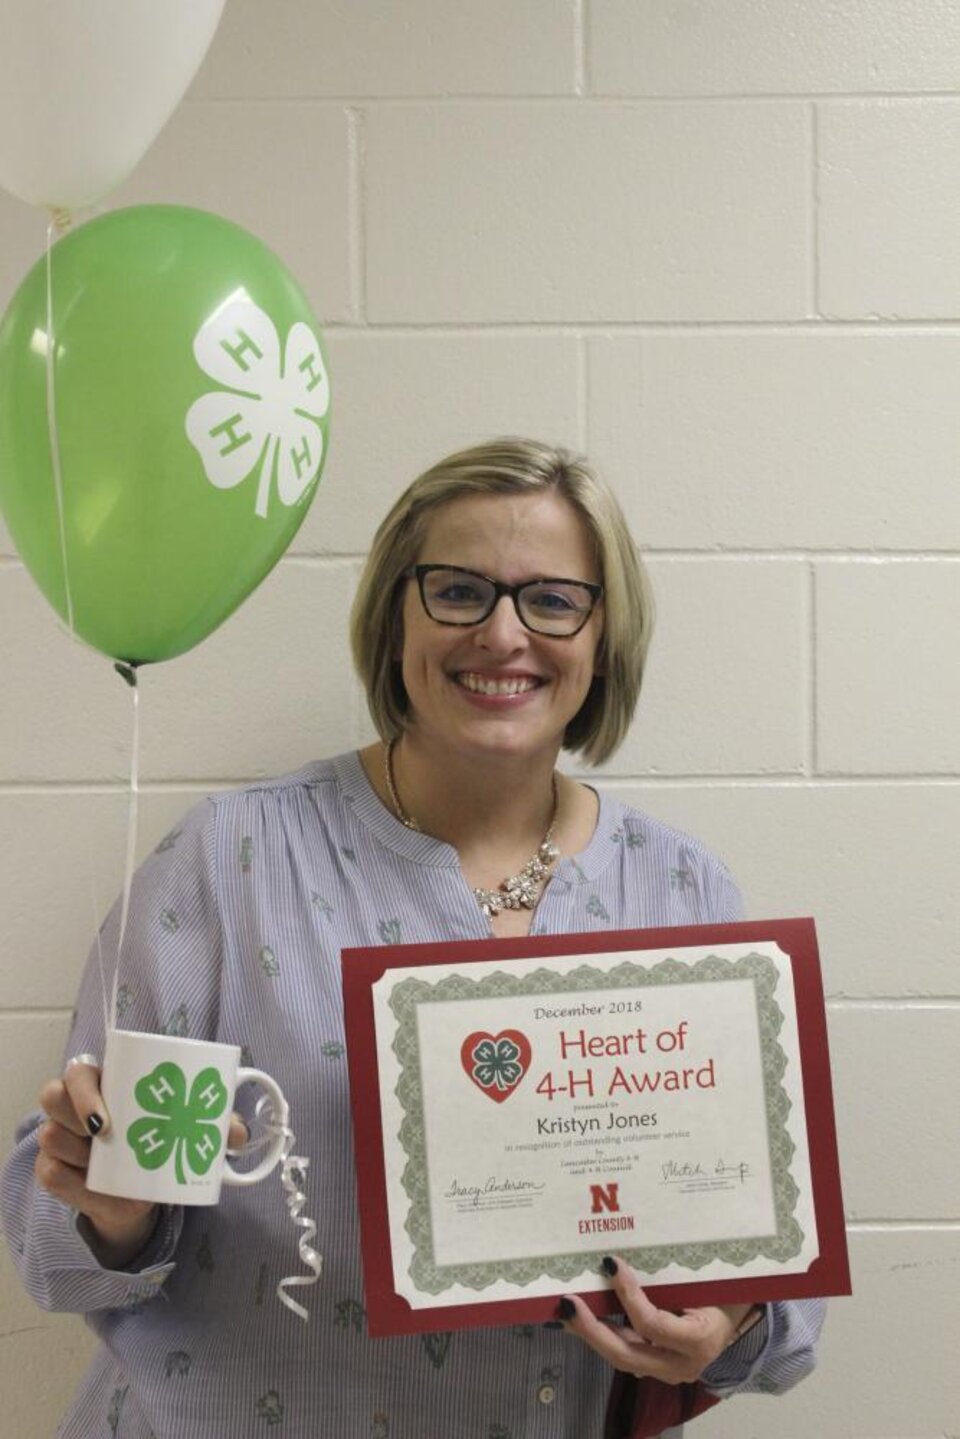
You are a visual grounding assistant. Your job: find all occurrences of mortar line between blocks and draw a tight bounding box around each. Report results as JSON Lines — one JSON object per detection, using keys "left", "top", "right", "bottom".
{"left": 577, "top": 333, "right": 589, "bottom": 452}
{"left": 0, "top": 1006, "right": 75, "bottom": 1019}
{"left": 184, "top": 93, "right": 960, "bottom": 107}
{"left": 345, "top": 105, "right": 367, "bottom": 324}
{"left": 4, "top": 772, "right": 960, "bottom": 796}
{"left": 321, "top": 318, "right": 960, "bottom": 335}
{"left": 810, "top": 101, "right": 821, "bottom": 318}
{"left": 846, "top": 1219, "right": 960, "bottom": 1232}
{"left": 352, "top": 559, "right": 373, "bottom": 745}
{"left": 275, "top": 550, "right": 960, "bottom": 562}
{"left": 587, "top": 772, "right": 960, "bottom": 787}
{"left": 827, "top": 998, "right": 960, "bottom": 1010}
{"left": 808, "top": 560, "right": 819, "bottom": 776}
{"left": 278, "top": 555, "right": 362, "bottom": 570}
{"left": 574, "top": 0, "right": 588, "bottom": 97}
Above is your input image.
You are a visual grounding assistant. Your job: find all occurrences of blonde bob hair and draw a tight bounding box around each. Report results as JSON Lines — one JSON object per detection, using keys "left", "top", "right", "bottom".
{"left": 350, "top": 438, "right": 654, "bottom": 766}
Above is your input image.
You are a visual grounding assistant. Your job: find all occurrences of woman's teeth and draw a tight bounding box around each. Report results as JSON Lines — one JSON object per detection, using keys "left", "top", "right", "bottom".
{"left": 457, "top": 673, "right": 540, "bottom": 696}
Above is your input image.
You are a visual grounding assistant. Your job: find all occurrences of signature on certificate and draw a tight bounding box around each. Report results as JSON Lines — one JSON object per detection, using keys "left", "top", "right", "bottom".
{"left": 660, "top": 1159, "right": 751, "bottom": 1186}
{"left": 443, "top": 1175, "right": 547, "bottom": 1208}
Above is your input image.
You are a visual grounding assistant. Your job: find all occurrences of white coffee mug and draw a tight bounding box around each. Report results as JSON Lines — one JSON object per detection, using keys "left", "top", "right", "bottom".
{"left": 86, "top": 1029, "right": 288, "bottom": 1206}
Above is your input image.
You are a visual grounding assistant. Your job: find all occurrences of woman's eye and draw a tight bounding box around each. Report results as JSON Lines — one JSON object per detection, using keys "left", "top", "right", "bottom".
{"left": 435, "top": 583, "right": 484, "bottom": 604}
{"left": 528, "top": 588, "right": 577, "bottom": 612}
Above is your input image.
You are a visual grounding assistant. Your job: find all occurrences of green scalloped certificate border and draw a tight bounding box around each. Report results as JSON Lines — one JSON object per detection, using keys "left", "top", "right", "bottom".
{"left": 375, "top": 943, "right": 818, "bottom": 1304}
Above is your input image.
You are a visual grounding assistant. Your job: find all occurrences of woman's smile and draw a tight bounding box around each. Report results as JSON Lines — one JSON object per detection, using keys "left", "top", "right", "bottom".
{"left": 452, "top": 669, "right": 546, "bottom": 701}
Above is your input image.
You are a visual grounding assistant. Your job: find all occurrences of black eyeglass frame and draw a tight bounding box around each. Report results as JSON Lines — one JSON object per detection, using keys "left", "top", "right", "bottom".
{"left": 404, "top": 564, "right": 603, "bottom": 637}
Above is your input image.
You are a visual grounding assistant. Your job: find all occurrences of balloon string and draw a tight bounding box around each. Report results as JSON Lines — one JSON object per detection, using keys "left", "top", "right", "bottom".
{"left": 251, "top": 1095, "right": 323, "bottom": 1321}
{"left": 110, "top": 671, "right": 141, "bottom": 1026}
{"left": 89, "top": 870, "right": 111, "bottom": 1040}
{"left": 43, "top": 208, "right": 139, "bottom": 1036}
{"left": 44, "top": 211, "right": 74, "bottom": 637}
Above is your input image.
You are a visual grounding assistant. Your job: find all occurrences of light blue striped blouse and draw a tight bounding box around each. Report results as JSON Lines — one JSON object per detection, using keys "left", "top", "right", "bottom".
{"left": 2, "top": 752, "right": 825, "bottom": 1438}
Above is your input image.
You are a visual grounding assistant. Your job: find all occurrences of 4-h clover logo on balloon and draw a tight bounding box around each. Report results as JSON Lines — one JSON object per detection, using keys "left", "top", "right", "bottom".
{"left": 185, "top": 297, "right": 330, "bottom": 521}
{"left": 126, "top": 1061, "right": 228, "bottom": 1185}
{"left": 460, "top": 1030, "right": 532, "bottom": 1103}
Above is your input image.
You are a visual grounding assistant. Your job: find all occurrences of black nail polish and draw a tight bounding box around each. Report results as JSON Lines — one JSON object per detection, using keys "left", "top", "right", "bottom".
{"left": 554, "top": 1297, "right": 576, "bottom": 1321}
{"left": 86, "top": 1113, "right": 103, "bottom": 1136}
{"left": 601, "top": 1255, "right": 618, "bottom": 1277}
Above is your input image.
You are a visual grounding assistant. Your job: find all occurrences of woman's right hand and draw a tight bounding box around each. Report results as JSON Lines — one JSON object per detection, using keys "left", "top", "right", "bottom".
{"left": 34, "top": 1059, "right": 159, "bottom": 1267}
{"left": 35, "top": 1059, "right": 249, "bottom": 1268}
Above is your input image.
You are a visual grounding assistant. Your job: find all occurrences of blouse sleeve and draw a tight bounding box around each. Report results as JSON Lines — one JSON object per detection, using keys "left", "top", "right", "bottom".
{"left": 701, "top": 1297, "right": 826, "bottom": 1395}
{"left": 0, "top": 797, "right": 223, "bottom": 1314}
{"left": 684, "top": 844, "right": 827, "bottom": 1400}
{"left": 696, "top": 845, "right": 825, "bottom": 1400}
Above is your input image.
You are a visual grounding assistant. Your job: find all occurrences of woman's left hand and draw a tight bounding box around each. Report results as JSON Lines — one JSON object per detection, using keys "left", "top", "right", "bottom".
{"left": 558, "top": 1257, "right": 759, "bottom": 1384}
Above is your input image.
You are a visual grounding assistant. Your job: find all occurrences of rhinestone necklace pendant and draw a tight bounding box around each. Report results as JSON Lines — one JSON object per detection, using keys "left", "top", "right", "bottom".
{"left": 385, "top": 740, "right": 561, "bottom": 920}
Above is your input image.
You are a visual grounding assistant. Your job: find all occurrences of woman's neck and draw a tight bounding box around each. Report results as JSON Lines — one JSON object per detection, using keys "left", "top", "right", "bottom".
{"left": 374, "top": 732, "right": 560, "bottom": 852}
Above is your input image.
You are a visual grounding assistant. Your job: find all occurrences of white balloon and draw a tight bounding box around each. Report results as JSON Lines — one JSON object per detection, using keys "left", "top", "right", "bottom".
{"left": 0, "top": 0, "right": 226, "bottom": 210}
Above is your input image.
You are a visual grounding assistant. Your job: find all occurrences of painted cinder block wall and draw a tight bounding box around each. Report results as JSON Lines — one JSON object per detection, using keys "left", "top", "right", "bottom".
{"left": 1, "top": 3, "right": 957, "bottom": 1434}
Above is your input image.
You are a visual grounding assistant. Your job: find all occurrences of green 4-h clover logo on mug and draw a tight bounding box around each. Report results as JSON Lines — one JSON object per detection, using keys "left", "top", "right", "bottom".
{"left": 86, "top": 1030, "right": 289, "bottom": 1207}
{"left": 127, "top": 1062, "right": 229, "bottom": 1185}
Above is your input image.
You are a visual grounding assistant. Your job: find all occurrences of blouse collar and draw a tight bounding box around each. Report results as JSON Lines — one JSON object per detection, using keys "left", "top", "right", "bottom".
{"left": 331, "top": 749, "right": 624, "bottom": 884}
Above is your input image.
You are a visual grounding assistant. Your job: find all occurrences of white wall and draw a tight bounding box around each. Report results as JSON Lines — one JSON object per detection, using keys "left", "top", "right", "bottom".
{"left": 1, "top": 3, "right": 958, "bottom": 1434}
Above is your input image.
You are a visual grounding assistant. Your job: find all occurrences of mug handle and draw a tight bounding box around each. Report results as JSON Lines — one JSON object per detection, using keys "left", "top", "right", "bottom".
{"left": 222, "top": 1068, "right": 289, "bottom": 1187}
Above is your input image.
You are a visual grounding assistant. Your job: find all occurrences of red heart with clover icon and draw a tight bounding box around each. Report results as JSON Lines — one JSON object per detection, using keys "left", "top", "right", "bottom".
{"left": 460, "top": 1029, "right": 532, "bottom": 1103}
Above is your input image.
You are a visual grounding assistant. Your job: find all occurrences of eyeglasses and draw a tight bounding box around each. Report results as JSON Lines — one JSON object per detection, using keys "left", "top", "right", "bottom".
{"left": 406, "top": 565, "right": 602, "bottom": 637}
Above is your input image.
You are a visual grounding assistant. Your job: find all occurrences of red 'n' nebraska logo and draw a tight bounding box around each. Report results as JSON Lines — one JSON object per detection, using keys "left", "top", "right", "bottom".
{"left": 590, "top": 1181, "right": 620, "bottom": 1214}
{"left": 578, "top": 1180, "right": 635, "bottom": 1235}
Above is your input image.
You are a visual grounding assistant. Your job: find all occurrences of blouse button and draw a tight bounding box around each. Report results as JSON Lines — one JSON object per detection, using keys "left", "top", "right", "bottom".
{"left": 537, "top": 1384, "right": 556, "bottom": 1405}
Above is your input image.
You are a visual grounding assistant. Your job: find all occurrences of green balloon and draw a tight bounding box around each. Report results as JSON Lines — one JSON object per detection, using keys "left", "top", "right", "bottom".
{"left": 0, "top": 205, "right": 331, "bottom": 664}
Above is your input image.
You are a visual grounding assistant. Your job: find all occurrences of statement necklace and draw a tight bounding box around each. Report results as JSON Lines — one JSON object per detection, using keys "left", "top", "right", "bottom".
{"left": 384, "top": 739, "right": 561, "bottom": 919}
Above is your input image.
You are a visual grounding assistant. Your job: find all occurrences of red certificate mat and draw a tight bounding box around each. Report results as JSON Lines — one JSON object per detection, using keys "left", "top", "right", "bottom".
{"left": 343, "top": 918, "right": 850, "bottom": 1336}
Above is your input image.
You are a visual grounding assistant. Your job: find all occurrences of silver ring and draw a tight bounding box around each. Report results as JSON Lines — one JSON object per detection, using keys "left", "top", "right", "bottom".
{"left": 65, "top": 1053, "right": 100, "bottom": 1071}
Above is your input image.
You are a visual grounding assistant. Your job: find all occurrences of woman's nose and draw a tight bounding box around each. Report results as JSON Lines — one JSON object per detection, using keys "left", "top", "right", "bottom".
{"left": 476, "top": 594, "right": 528, "bottom": 650}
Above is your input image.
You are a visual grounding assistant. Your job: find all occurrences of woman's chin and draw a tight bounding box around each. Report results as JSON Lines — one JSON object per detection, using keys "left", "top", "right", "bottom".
{"left": 415, "top": 719, "right": 561, "bottom": 767}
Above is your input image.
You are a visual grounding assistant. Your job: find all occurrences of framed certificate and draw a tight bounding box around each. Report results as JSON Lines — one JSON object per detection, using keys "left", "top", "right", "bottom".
{"left": 343, "top": 918, "right": 850, "bottom": 1336}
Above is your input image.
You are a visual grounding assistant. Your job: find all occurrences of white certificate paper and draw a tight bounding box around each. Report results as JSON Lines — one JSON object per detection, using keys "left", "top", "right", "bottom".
{"left": 371, "top": 939, "right": 818, "bottom": 1311}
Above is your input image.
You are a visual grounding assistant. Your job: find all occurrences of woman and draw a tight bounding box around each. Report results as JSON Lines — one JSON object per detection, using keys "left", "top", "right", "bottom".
{"left": 2, "top": 439, "right": 824, "bottom": 1438}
